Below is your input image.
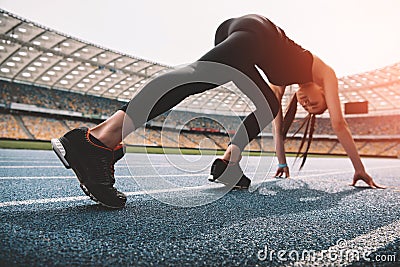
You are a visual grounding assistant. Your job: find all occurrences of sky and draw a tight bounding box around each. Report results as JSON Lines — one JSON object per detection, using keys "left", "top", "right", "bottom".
{"left": 1, "top": 0, "right": 400, "bottom": 77}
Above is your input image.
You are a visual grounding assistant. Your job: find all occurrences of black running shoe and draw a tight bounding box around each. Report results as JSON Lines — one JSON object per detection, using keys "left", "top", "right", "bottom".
{"left": 51, "top": 127, "right": 127, "bottom": 208}
{"left": 208, "top": 158, "right": 251, "bottom": 189}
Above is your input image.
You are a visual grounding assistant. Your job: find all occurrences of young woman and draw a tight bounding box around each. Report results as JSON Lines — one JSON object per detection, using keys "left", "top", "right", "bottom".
{"left": 52, "top": 14, "right": 382, "bottom": 209}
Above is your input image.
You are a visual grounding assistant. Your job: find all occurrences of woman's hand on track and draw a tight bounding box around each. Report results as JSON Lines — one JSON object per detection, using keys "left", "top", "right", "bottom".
{"left": 351, "top": 170, "right": 385, "bottom": 189}
{"left": 275, "top": 166, "right": 290, "bottom": 178}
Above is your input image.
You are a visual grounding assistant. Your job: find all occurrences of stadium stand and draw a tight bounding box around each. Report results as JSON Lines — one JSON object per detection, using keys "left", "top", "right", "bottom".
{"left": 64, "top": 119, "right": 96, "bottom": 130}
{"left": 123, "top": 130, "right": 150, "bottom": 146}
{"left": 1, "top": 77, "right": 399, "bottom": 157}
{"left": 1, "top": 80, "right": 121, "bottom": 117}
{"left": 1, "top": 79, "right": 399, "bottom": 156}
{"left": 0, "top": 9, "right": 399, "bottom": 158}
{"left": 0, "top": 113, "right": 28, "bottom": 139}
{"left": 20, "top": 115, "right": 69, "bottom": 141}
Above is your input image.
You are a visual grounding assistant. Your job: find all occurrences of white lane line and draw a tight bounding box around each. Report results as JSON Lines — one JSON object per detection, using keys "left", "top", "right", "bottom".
{"left": 0, "top": 165, "right": 65, "bottom": 169}
{"left": 292, "top": 220, "right": 400, "bottom": 266}
{"left": 0, "top": 164, "right": 210, "bottom": 169}
{"left": 1, "top": 164, "right": 399, "bottom": 208}
{"left": 1, "top": 164, "right": 399, "bottom": 207}
{"left": 0, "top": 196, "right": 88, "bottom": 207}
{"left": 0, "top": 160, "right": 60, "bottom": 163}
{"left": 0, "top": 174, "right": 209, "bottom": 180}
{"left": 1, "top": 172, "right": 398, "bottom": 208}
{"left": 293, "top": 165, "right": 400, "bottom": 179}
{"left": 2, "top": 163, "right": 399, "bottom": 171}
{"left": 1, "top": 165, "right": 399, "bottom": 180}
{"left": 0, "top": 176, "right": 77, "bottom": 180}
{"left": 0, "top": 184, "right": 224, "bottom": 208}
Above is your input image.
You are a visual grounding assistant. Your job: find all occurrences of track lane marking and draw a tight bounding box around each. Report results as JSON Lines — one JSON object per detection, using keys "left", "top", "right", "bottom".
{"left": 0, "top": 168, "right": 355, "bottom": 180}
{"left": 0, "top": 183, "right": 225, "bottom": 208}
{"left": 1, "top": 165, "right": 399, "bottom": 181}
{"left": 293, "top": 165, "right": 400, "bottom": 179}
{"left": 0, "top": 164, "right": 213, "bottom": 168}
{"left": 1, "top": 164, "right": 399, "bottom": 207}
{"left": 0, "top": 174, "right": 207, "bottom": 180}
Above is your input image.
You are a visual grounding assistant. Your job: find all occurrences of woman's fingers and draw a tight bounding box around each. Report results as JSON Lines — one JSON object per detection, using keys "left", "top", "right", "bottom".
{"left": 274, "top": 168, "right": 290, "bottom": 178}
{"left": 352, "top": 173, "right": 385, "bottom": 189}
{"left": 371, "top": 180, "right": 385, "bottom": 189}
{"left": 284, "top": 167, "right": 290, "bottom": 178}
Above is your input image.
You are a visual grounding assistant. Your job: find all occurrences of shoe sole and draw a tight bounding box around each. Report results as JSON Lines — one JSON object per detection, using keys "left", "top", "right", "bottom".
{"left": 51, "top": 138, "right": 70, "bottom": 168}
{"left": 209, "top": 159, "right": 250, "bottom": 189}
{"left": 51, "top": 138, "right": 125, "bottom": 209}
{"left": 208, "top": 175, "right": 250, "bottom": 190}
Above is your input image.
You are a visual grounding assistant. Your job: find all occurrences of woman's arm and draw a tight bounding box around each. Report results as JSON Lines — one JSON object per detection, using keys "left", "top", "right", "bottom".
{"left": 270, "top": 84, "right": 290, "bottom": 178}
{"left": 311, "top": 55, "right": 383, "bottom": 188}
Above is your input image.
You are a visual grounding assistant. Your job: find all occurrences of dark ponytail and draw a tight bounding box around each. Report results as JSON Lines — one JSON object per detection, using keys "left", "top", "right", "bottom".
{"left": 282, "top": 94, "right": 317, "bottom": 170}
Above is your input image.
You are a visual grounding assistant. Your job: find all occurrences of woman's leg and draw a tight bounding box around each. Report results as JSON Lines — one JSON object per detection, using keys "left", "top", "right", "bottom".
{"left": 93, "top": 31, "right": 279, "bottom": 152}
{"left": 91, "top": 64, "right": 222, "bottom": 148}
{"left": 220, "top": 66, "right": 279, "bottom": 162}
{"left": 198, "top": 32, "right": 280, "bottom": 162}
{"left": 226, "top": 66, "right": 279, "bottom": 158}
{"left": 90, "top": 110, "right": 127, "bottom": 149}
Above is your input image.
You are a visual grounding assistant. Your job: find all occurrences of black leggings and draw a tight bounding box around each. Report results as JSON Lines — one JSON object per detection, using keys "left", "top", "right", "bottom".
{"left": 120, "top": 30, "right": 279, "bottom": 151}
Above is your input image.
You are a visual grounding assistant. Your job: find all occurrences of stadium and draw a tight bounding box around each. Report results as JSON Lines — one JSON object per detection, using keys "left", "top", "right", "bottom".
{"left": 0, "top": 8, "right": 399, "bottom": 267}
{"left": 0, "top": 10, "right": 399, "bottom": 157}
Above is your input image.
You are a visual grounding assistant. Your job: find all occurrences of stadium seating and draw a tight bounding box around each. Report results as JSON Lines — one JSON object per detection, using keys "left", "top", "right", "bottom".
{"left": 286, "top": 115, "right": 400, "bottom": 137}
{"left": 1, "top": 108, "right": 399, "bottom": 156}
{"left": 1, "top": 10, "right": 399, "bottom": 158}
{"left": 2, "top": 78, "right": 399, "bottom": 137}
{"left": 0, "top": 114, "right": 29, "bottom": 139}
{"left": 1, "top": 80, "right": 121, "bottom": 117}
{"left": 64, "top": 119, "right": 96, "bottom": 130}
{"left": 20, "top": 115, "right": 69, "bottom": 141}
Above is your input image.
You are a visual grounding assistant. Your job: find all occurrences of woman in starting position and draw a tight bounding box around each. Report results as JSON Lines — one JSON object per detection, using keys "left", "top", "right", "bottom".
{"left": 52, "top": 14, "right": 382, "bottom": 208}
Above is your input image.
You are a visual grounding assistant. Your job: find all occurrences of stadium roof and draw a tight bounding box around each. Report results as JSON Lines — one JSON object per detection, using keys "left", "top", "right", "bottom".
{"left": 1, "top": 9, "right": 400, "bottom": 116}
{"left": 337, "top": 63, "right": 400, "bottom": 115}
{"left": 0, "top": 9, "right": 170, "bottom": 102}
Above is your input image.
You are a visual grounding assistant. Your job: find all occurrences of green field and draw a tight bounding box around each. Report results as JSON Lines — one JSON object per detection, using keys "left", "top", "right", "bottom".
{"left": 0, "top": 139, "right": 52, "bottom": 150}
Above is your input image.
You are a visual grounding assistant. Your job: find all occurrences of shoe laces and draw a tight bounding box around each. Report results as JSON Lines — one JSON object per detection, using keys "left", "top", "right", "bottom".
{"left": 99, "top": 147, "right": 124, "bottom": 187}
{"left": 92, "top": 153, "right": 116, "bottom": 187}
{"left": 108, "top": 153, "right": 116, "bottom": 185}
